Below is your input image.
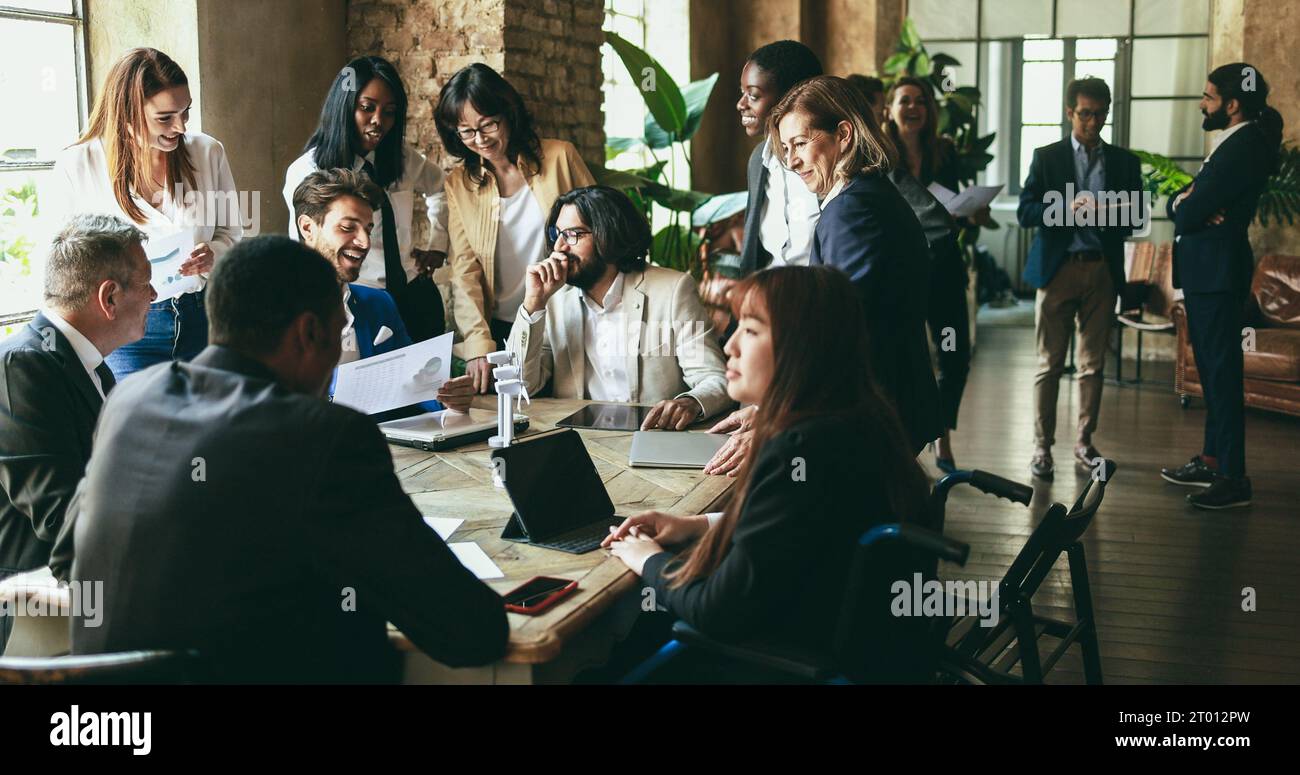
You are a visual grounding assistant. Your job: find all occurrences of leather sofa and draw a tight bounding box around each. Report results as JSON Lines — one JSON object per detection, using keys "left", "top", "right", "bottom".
{"left": 1173, "top": 253, "right": 1300, "bottom": 417}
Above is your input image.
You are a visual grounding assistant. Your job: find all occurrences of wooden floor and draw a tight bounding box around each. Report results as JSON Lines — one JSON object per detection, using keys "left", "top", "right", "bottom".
{"left": 935, "top": 324, "right": 1300, "bottom": 684}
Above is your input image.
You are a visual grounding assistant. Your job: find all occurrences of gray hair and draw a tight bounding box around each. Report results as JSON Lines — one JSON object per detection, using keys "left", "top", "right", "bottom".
{"left": 44, "top": 214, "right": 147, "bottom": 309}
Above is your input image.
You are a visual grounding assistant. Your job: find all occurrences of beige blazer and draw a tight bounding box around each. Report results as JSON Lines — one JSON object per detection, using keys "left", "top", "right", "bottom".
{"left": 446, "top": 138, "right": 596, "bottom": 359}
{"left": 507, "top": 266, "right": 733, "bottom": 420}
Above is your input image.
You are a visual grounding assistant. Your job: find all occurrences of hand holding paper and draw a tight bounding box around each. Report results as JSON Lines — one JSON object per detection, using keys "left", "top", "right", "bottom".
{"left": 146, "top": 231, "right": 200, "bottom": 301}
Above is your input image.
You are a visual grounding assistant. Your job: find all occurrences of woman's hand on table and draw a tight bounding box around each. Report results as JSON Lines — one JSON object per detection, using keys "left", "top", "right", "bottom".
{"left": 602, "top": 510, "right": 708, "bottom": 550}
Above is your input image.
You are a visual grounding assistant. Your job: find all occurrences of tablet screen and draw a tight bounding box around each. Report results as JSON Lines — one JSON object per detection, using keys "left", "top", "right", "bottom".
{"left": 555, "top": 403, "right": 652, "bottom": 432}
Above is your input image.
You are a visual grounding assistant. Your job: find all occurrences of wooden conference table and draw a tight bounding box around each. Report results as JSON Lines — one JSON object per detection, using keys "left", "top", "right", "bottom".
{"left": 388, "top": 396, "right": 736, "bottom": 684}
{"left": 0, "top": 397, "right": 735, "bottom": 683}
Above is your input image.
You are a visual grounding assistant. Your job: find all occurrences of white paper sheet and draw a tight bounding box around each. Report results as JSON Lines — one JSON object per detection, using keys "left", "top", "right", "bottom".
{"left": 145, "top": 231, "right": 199, "bottom": 301}
{"left": 423, "top": 516, "right": 464, "bottom": 541}
{"left": 927, "top": 182, "right": 1004, "bottom": 219}
{"left": 332, "top": 331, "right": 453, "bottom": 415}
{"left": 449, "top": 542, "right": 504, "bottom": 580}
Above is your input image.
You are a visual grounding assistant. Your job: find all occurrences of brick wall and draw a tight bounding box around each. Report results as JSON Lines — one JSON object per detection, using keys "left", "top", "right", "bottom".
{"left": 347, "top": 0, "right": 605, "bottom": 172}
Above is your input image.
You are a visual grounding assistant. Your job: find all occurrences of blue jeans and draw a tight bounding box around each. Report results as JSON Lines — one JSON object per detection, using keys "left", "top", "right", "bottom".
{"left": 106, "top": 290, "right": 209, "bottom": 379}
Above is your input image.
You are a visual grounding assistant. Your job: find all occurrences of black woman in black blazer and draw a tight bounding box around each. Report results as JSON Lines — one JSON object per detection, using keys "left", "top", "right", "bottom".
{"left": 810, "top": 173, "right": 941, "bottom": 455}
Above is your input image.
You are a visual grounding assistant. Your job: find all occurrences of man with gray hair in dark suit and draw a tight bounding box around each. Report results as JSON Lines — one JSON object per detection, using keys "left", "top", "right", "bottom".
{"left": 0, "top": 213, "right": 155, "bottom": 650}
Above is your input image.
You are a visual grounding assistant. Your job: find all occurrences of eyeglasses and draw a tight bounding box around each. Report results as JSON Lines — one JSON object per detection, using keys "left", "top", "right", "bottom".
{"left": 547, "top": 226, "right": 592, "bottom": 246}
{"left": 1072, "top": 109, "right": 1108, "bottom": 122}
{"left": 456, "top": 119, "right": 502, "bottom": 142}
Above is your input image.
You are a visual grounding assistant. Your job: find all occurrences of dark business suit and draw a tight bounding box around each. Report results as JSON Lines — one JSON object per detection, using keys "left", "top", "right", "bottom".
{"left": 1018, "top": 137, "right": 1143, "bottom": 450}
{"left": 641, "top": 415, "right": 930, "bottom": 667}
{"left": 1018, "top": 138, "right": 1143, "bottom": 292}
{"left": 739, "top": 143, "right": 771, "bottom": 275}
{"left": 0, "top": 314, "right": 106, "bottom": 649}
{"left": 67, "top": 345, "right": 507, "bottom": 682}
{"left": 349, "top": 283, "right": 412, "bottom": 359}
{"left": 810, "top": 173, "right": 941, "bottom": 454}
{"left": 330, "top": 284, "right": 443, "bottom": 416}
{"left": 1168, "top": 122, "right": 1273, "bottom": 478}
{"left": 890, "top": 168, "right": 970, "bottom": 431}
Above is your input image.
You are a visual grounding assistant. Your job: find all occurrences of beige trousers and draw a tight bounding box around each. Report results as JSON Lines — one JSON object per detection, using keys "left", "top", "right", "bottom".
{"left": 1033, "top": 257, "right": 1115, "bottom": 449}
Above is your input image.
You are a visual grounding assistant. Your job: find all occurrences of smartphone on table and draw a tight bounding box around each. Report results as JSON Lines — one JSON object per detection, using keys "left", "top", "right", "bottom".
{"left": 503, "top": 576, "right": 578, "bottom": 615}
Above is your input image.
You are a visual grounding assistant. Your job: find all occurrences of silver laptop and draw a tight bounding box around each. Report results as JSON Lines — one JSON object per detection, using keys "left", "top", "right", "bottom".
{"left": 379, "top": 408, "right": 528, "bottom": 452}
{"left": 628, "top": 430, "right": 729, "bottom": 469}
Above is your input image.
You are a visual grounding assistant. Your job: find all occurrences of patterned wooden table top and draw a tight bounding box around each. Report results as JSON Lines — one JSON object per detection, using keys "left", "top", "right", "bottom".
{"left": 388, "top": 397, "right": 735, "bottom": 664}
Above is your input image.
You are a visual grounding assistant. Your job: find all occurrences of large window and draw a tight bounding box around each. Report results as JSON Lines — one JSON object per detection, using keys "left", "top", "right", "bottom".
{"left": 0, "top": 0, "right": 87, "bottom": 324}
{"left": 601, "top": 0, "right": 689, "bottom": 232}
{"left": 910, "top": 0, "right": 1210, "bottom": 241}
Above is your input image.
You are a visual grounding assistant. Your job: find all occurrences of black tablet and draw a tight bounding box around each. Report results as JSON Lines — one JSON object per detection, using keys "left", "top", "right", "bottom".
{"left": 554, "top": 403, "right": 652, "bottom": 432}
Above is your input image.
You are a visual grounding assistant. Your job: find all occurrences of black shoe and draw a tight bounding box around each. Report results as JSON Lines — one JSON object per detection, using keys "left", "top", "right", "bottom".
{"left": 1188, "top": 476, "right": 1252, "bottom": 510}
{"left": 1161, "top": 455, "right": 1216, "bottom": 488}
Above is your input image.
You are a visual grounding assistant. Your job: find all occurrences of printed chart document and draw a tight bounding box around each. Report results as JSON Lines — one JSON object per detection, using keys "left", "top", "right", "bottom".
{"left": 927, "top": 182, "right": 1004, "bottom": 219}
{"left": 145, "top": 231, "right": 198, "bottom": 301}
{"left": 332, "top": 331, "right": 453, "bottom": 415}
{"left": 449, "top": 542, "right": 504, "bottom": 579}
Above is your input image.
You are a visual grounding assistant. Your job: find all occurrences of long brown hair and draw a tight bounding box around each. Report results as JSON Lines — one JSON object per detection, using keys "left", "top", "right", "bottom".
{"left": 883, "top": 76, "right": 947, "bottom": 183}
{"left": 78, "top": 48, "right": 196, "bottom": 224}
{"left": 767, "top": 75, "right": 898, "bottom": 184}
{"left": 666, "top": 266, "right": 932, "bottom": 587}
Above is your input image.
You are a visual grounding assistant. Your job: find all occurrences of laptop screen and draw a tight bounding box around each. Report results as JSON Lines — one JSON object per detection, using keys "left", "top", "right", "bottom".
{"left": 492, "top": 430, "right": 616, "bottom": 540}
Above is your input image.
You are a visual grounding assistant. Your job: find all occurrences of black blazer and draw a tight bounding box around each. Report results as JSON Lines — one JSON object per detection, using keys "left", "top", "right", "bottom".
{"left": 1017, "top": 137, "right": 1144, "bottom": 290}
{"left": 641, "top": 415, "right": 905, "bottom": 652}
{"left": 810, "top": 172, "right": 941, "bottom": 454}
{"left": 0, "top": 314, "right": 103, "bottom": 574}
{"left": 739, "top": 141, "right": 771, "bottom": 275}
{"left": 1167, "top": 122, "right": 1273, "bottom": 293}
{"left": 67, "top": 346, "right": 508, "bottom": 682}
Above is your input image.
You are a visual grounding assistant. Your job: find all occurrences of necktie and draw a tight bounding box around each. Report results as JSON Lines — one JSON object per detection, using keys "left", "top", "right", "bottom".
{"left": 94, "top": 362, "right": 116, "bottom": 397}
{"left": 360, "top": 159, "right": 406, "bottom": 297}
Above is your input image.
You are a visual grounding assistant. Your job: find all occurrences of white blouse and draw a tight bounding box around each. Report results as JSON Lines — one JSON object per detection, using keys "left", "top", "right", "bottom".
{"left": 48, "top": 132, "right": 244, "bottom": 294}
{"left": 283, "top": 143, "right": 449, "bottom": 290}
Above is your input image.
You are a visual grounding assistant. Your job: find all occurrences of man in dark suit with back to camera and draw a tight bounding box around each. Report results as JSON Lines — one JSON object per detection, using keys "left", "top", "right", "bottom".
{"left": 66, "top": 235, "right": 508, "bottom": 682}
{"left": 1160, "top": 63, "right": 1284, "bottom": 510}
{"left": 0, "top": 214, "right": 154, "bottom": 650}
{"left": 1018, "top": 77, "right": 1144, "bottom": 480}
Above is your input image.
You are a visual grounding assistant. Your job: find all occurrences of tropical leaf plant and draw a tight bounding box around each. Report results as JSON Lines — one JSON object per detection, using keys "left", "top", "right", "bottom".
{"left": 882, "top": 17, "right": 997, "bottom": 188}
{"left": 598, "top": 31, "right": 729, "bottom": 277}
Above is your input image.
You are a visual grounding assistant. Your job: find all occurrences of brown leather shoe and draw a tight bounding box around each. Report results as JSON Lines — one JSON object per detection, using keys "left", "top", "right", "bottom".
{"left": 1030, "top": 448, "right": 1054, "bottom": 479}
{"left": 1074, "top": 444, "right": 1103, "bottom": 470}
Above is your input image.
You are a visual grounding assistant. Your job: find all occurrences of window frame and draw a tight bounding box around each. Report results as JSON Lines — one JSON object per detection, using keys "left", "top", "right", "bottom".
{"left": 0, "top": 1, "right": 89, "bottom": 325}
{"left": 914, "top": 0, "right": 1208, "bottom": 196}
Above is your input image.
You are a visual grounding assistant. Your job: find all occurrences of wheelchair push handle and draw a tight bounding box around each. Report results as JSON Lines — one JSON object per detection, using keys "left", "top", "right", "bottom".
{"left": 968, "top": 470, "right": 1034, "bottom": 505}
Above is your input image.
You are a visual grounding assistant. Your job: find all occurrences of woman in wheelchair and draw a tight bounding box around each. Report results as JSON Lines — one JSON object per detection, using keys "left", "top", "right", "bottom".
{"left": 603, "top": 265, "right": 933, "bottom": 663}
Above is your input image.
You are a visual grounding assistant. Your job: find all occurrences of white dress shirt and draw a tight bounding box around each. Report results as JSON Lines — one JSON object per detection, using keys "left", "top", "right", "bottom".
{"left": 523, "top": 272, "right": 634, "bottom": 402}
{"left": 48, "top": 132, "right": 244, "bottom": 293}
{"left": 492, "top": 185, "right": 546, "bottom": 322}
{"left": 39, "top": 307, "right": 108, "bottom": 398}
{"left": 580, "top": 272, "right": 631, "bottom": 402}
{"left": 283, "top": 143, "right": 449, "bottom": 289}
{"left": 758, "top": 141, "right": 820, "bottom": 266}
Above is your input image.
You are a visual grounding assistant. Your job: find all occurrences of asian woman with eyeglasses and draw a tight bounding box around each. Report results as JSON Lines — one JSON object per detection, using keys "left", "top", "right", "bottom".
{"left": 433, "top": 63, "right": 595, "bottom": 393}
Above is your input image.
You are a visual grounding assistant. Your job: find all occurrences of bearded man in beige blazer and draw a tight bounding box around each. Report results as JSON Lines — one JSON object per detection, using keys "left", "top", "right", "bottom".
{"left": 507, "top": 186, "right": 732, "bottom": 430}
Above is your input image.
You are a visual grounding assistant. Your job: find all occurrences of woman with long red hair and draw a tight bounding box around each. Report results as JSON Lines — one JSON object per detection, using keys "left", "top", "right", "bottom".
{"left": 603, "top": 265, "right": 932, "bottom": 659}
{"left": 50, "top": 48, "right": 243, "bottom": 378}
